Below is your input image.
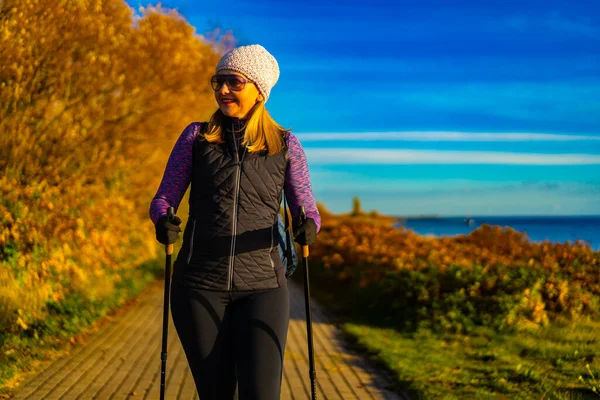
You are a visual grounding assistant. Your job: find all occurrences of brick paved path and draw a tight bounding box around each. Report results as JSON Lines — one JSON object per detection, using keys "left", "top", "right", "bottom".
{"left": 11, "top": 279, "right": 407, "bottom": 399}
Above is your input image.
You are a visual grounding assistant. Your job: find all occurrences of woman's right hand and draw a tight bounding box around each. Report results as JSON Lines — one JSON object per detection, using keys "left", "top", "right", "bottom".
{"left": 155, "top": 214, "right": 182, "bottom": 244}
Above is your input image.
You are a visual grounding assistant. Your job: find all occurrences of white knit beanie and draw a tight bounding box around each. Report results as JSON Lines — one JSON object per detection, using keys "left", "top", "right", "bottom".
{"left": 215, "top": 44, "right": 280, "bottom": 103}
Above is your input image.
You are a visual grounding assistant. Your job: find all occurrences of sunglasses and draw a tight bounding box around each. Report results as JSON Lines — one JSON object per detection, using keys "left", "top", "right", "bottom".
{"left": 210, "top": 74, "right": 249, "bottom": 92}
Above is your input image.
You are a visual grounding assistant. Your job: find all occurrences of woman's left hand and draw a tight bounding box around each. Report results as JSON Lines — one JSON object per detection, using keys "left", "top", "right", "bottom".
{"left": 293, "top": 217, "right": 317, "bottom": 246}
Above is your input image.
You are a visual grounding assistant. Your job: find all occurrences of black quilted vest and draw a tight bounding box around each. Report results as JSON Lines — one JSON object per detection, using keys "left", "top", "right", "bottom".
{"left": 172, "top": 118, "right": 289, "bottom": 291}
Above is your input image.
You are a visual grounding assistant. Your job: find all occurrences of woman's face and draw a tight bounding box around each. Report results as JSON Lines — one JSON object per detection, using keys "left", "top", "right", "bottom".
{"left": 213, "top": 69, "right": 263, "bottom": 119}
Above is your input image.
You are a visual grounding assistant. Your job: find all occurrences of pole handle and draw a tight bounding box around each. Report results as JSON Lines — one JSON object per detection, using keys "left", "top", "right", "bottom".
{"left": 303, "top": 246, "right": 309, "bottom": 258}
{"left": 166, "top": 207, "right": 174, "bottom": 255}
{"left": 300, "top": 206, "right": 309, "bottom": 257}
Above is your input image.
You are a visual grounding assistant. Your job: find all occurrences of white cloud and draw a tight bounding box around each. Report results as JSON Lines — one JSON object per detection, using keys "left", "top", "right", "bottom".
{"left": 504, "top": 12, "right": 600, "bottom": 39}
{"left": 310, "top": 172, "right": 495, "bottom": 192}
{"left": 310, "top": 170, "right": 600, "bottom": 196}
{"left": 315, "top": 183, "right": 600, "bottom": 217}
{"left": 305, "top": 149, "right": 600, "bottom": 165}
{"left": 543, "top": 13, "right": 600, "bottom": 38}
{"left": 296, "top": 132, "right": 600, "bottom": 142}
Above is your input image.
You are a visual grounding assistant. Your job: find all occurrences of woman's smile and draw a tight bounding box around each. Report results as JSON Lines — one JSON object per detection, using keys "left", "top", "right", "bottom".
{"left": 220, "top": 98, "right": 237, "bottom": 107}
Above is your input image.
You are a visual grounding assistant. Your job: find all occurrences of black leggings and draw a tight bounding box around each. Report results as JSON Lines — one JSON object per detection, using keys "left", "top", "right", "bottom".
{"left": 170, "top": 280, "right": 290, "bottom": 400}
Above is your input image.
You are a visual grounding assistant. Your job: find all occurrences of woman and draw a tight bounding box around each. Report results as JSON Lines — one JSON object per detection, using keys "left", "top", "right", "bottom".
{"left": 149, "top": 44, "right": 321, "bottom": 400}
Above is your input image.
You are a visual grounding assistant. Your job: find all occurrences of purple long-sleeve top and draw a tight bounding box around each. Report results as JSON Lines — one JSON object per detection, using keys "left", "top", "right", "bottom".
{"left": 149, "top": 122, "right": 321, "bottom": 233}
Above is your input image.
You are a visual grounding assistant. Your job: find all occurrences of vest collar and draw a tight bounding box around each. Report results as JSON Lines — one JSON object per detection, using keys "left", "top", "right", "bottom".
{"left": 223, "top": 116, "right": 247, "bottom": 134}
{"left": 222, "top": 116, "right": 247, "bottom": 155}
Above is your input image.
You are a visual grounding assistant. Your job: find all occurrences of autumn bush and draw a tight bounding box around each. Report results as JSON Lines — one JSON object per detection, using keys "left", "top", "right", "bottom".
{"left": 0, "top": 0, "right": 230, "bottom": 335}
{"left": 310, "top": 205, "right": 600, "bottom": 333}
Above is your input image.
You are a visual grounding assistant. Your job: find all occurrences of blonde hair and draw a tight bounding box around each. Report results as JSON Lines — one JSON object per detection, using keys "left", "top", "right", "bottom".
{"left": 203, "top": 102, "right": 288, "bottom": 156}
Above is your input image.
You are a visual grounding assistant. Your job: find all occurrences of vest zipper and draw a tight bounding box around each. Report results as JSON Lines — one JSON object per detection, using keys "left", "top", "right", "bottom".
{"left": 187, "top": 219, "right": 196, "bottom": 264}
{"left": 228, "top": 125, "right": 246, "bottom": 291}
{"left": 228, "top": 166, "right": 241, "bottom": 290}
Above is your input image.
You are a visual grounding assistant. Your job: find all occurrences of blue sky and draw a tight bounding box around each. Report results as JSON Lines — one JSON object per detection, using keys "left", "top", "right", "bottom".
{"left": 129, "top": 0, "right": 600, "bottom": 216}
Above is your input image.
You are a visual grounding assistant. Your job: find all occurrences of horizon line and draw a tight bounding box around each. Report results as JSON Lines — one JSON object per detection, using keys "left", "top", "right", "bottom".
{"left": 390, "top": 214, "right": 600, "bottom": 218}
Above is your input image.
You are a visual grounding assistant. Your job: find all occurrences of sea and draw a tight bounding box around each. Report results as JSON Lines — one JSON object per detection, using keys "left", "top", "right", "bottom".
{"left": 394, "top": 216, "right": 600, "bottom": 252}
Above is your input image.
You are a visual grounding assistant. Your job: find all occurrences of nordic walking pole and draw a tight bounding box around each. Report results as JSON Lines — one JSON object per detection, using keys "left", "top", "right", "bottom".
{"left": 300, "top": 205, "right": 317, "bottom": 400}
{"left": 160, "top": 207, "right": 175, "bottom": 400}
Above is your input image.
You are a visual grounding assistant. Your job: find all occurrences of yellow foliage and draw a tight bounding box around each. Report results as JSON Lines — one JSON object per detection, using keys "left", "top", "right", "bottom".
{"left": 0, "top": 0, "right": 233, "bottom": 333}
